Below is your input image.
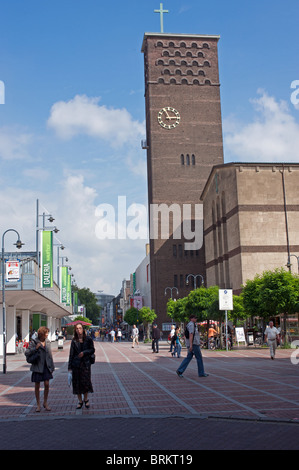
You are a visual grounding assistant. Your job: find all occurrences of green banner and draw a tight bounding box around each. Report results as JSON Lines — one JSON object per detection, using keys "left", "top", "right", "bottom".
{"left": 73, "top": 291, "right": 78, "bottom": 313}
{"left": 66, "top": 274, "right": 72, "bottom": 306}
{"left": 41, "top": 231, "right": 53, "bottom": 288}
{"left": 60, "top": 266, "right": 68, "bottom": 303}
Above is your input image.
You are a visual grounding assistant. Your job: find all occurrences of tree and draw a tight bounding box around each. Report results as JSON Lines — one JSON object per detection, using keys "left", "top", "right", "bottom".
{"left": 242, "top": 268, "right": 299, "bottom": 342}
{"left": 124, "top": 307, "right": 139, "bottom": 326}
{"left": 139, "top": 307, "right": 157, "bottom": 339}
{"left": 74, "top": 287, "right": 101, "bottom": 325}
{"left": 167, "top": 297, "right": 189, "bottom": 323}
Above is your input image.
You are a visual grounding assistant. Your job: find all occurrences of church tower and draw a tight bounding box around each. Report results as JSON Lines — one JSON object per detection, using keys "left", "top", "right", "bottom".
{"left": 141, "top": 29, "right": 224, "bottom": 328}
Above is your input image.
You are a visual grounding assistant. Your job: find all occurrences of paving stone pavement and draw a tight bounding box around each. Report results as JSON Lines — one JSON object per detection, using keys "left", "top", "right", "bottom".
{"left": 0, "top": 340, "right": 299, "bottom": 451}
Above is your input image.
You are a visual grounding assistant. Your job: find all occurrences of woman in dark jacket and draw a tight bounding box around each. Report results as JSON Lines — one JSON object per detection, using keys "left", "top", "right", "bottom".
{"left": 25, "top": 326, "right": 55, "bottom": 412}
{"left": 68, "top": 323, "right": 95, "bottom": 409}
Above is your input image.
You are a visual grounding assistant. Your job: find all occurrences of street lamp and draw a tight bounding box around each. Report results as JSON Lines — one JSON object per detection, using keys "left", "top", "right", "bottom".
{"left": 287, "top": 254, "right": 299, "bottom": 273}
{"left": 164, "top": 286, "right": 179, "bottom": 299}
{"left": 186, "top": 274, "right": 204, "bottom": 289}
{"left": 1, "top": 229, "right": 24, "bottom": 374}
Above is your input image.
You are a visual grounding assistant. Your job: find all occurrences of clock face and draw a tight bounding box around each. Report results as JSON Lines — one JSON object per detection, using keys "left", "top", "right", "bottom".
{"left": 158, "top": 107, "right": 180, "bottom": 129}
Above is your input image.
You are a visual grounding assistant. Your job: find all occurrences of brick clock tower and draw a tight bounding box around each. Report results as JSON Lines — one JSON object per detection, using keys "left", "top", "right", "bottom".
{"left": 141, "top": 32, "right": 224, "bottom": 329}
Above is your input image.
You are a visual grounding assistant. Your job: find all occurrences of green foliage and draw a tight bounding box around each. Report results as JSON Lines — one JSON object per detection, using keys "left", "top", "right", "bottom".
{"left": 74, "top": 287, "right": 101, "bottom": 325}
{"left": 124, "top": 307, "right": 140, "bottom": 326}
{"left": 139, "top": 307, "right": 157, "bottom": 324}
{"left": 242, "top": 268, "right": 299, "bottom": 320}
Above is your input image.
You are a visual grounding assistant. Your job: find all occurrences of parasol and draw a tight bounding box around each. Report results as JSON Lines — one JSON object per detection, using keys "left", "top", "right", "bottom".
{"left": 65, "top": 320, "right": 92, "bottom": 326}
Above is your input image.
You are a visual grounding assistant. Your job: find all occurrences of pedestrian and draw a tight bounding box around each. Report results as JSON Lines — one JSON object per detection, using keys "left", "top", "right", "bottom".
{"left": 117, "top": 329, "right": 122, "bottom": 342}
{"left": 173, "top": 327, "right": 182, "bottom": 358}
{"left": 131, "top": 324, "right": 139, "bottom": 348}
{"left": 168, "top": 324, "right": 176, "bottom": 353}
{"left": 176, "top": 314, "right": 209, "bottom": 378}
{"left": 152, "top": 324, "right": 160, "bottom": 353}
{"left": 25, "top": 326, "right": 55, "bottom": 412}
{"left": 68, "top": 323, "right": 95, "bottom": 409}
{"left": 110, "top": 329, "right": 115, "bottom": 343}
{"left": 264, "top": 320, "right": 279, "bottom": 360}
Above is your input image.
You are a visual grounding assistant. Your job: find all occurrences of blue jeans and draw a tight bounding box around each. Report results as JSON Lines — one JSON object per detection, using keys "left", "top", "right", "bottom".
{"left": 174, "top": 343, "right": 182, "bottom": 357}
{"left": 177, "top": 344, "right": 205, "bottom": 376}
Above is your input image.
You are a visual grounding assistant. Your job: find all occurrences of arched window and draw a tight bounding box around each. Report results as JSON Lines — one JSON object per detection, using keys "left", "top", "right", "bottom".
{"left": 181, "top": 78, "right": 188, "bottom": 85}
{"left": 169, "top": 59, "right": 176, "bottom": 65}
{"left": 192, "top": 154, "right": 195, "bottom": 165}
{"left": 202, "top": 43, "right": 210, "bottom": 49}
{"left": 186, "top": 154, "right": 190, "bottom": 166}
{"left": 163, "top": 69, "right": 170, "bottom": 75}
{"left": 175, "top": 51, "right": 181, "bottom": 57}
{"left": 180, "top": 42, "right": 186, "bottom": 48}
{"left": 175, "top": 69, "right": 182, "bottom": 75}
{"left": 157, "top": 60, "right": 164, "bottom": 65}
{"left": 187, "top": 69, "right": 193, "bottom": 76}
{"left": 181, "top": 60, "right": 187, "bottom": 66}
{"left": 169, "top": 41, "right": 175, "bottom": 48}
{"left": 193, "top": 79, "right": 200, "bottom": 85}
{"left": 192, "top": 60, "right": 199, "bottom": 67}
{"left": 163, "top": 50, "right": 169, "bottom": 56}
{"left": 170, "top": 78, "right": 176, "bottom": 84}
{"left": 158, "top": 78, "right": 165, "bottom": 84}
{"left": 181, "top": 154, "right": 184, "bottom": 165}
{"left": 198, "top": 70, "right": 205, "bottom": 76}
{"left": 157, "top": 41, "right": 163, "bottom": 47}
{"left": 191, "top": 42, "right": 198, "bottom": 49}
{"left": 186, "top": 51, "right": 192, "bottom": 57}
{"left": 205, "top": 79, "right": 211, "bottom": 85}
{"left": 198, "top": 52, "right": 204, "bottom": 58}
{"left": 204, "top": 61, "right": 211, "bottom": 67}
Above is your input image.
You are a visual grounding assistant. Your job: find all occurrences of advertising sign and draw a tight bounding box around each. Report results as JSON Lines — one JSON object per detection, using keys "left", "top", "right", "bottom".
{"left": 60, "top": 266, "right": 68, "bottom": 303}
{"left": 5, "top": 260, "right": 20, "bottom": 282}
{"left": 219, "top": 289, "right": 233, "bottom": 311}
{"left": 40, "top": 231, "right": 53, "bottom": 288}
{"left": 66, "top": 274, "right": 72, "bottom": 306}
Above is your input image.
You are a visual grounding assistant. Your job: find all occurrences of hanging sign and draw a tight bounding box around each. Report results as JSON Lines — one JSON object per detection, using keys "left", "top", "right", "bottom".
{"left": 60, "top": 266, "right": 68, "bottom": 303}
{"left": 5, "top": 260, "right": 20, "bottom": 282}
{"left": 40, "top": 231, "right": 53, "bottom": 288}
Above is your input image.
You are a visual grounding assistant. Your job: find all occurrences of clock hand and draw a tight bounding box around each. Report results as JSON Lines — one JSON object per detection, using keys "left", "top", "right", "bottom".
{"left": 164, "top": 110, "right": 170, "bottom": 120}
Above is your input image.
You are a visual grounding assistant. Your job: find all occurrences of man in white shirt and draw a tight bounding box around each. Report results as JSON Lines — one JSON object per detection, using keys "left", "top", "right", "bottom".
{"left": 264, "top": 321, "right": 279, "bottom": 360}
{"left": 176, "top": 314, "right": 208, "bottom": 378}
{"left": 131, "top": 325, "right": 139, "bottom": 348}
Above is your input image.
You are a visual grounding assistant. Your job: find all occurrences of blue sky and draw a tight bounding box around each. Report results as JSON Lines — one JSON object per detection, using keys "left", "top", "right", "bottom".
{"left": 0, "top": 0, "right": 298, "bottom": 295}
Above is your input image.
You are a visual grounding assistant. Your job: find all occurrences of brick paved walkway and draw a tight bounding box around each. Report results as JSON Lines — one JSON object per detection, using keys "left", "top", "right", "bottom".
{"left": 0, "top": 340, "right": 299, "bottom": 450}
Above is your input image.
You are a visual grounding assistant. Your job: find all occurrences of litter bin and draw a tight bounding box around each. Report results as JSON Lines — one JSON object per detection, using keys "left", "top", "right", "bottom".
{"left": 58, "top": 335, "right": 64, "bottom": 350}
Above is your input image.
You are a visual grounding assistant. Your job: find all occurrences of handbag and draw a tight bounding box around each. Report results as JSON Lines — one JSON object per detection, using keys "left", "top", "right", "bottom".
{"left": 90, "top": 353, "right": 95, "bottom": 365}
{"left": 26, "top": 349, "right": 40, "bottom": 364}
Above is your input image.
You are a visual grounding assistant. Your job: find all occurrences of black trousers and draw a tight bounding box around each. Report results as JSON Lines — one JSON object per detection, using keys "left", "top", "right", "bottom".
{"left": 152, "top": 339, "right": 159, "bottom": 352}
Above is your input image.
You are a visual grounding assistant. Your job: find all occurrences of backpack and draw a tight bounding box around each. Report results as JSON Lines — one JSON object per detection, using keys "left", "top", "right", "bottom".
{"left": 184, "top": 322, "right": 195, "bottom": 339}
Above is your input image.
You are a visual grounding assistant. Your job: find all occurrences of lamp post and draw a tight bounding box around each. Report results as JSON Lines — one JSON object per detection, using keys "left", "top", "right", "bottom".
{"left": 164, "top": 286, "right": 179, "bottom": 299}
{"left": 287, "top": 254, "right": 299, "bottom": 274}
{"left": 1, "top": 229, "right": 24, "bottom": 374}
{"left": 186, "top": 274, "right": 204, "bottom": 289}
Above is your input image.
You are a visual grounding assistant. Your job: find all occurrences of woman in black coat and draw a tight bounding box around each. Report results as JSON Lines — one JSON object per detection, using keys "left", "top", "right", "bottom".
{"left": 25, "top": 326, "right": 55, "bottom": 412}
{"left": 68, "top": 323, "right": 95, "bottom": 409}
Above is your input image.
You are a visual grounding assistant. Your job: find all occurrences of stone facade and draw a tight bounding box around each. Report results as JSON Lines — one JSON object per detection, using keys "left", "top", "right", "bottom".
{"left": 201, "top": 163, "right": 299, "bottom": 293}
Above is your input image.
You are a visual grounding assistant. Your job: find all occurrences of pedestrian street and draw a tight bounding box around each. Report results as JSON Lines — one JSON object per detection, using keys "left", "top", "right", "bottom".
{"left": 1, "top": 340, "right": 299, "bottom": 422}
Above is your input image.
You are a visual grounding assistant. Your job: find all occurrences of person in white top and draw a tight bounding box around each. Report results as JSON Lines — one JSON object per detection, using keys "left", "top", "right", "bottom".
{"left": 131, "top": 325, "right": 139, "bottom": 348}
{"left": 264, "top": 321, "right": 279, "bottom": 359}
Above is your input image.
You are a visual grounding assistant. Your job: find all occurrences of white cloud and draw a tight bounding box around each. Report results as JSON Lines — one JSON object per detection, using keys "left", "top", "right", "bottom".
{"left": 47, "top": 94, "right": 145, "bottom": 147}
{"left": 0, "top": 173, "right": 146, "bottom": 295}
{"left": 224, "top": 90, "right": 299, "bottom": 162}
{"left": 0, "top": 126, "right": 33, "bottom": 160}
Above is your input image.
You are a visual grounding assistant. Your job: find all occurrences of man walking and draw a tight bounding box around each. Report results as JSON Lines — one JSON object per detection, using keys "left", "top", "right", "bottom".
{"left": 131, "top": 324, "right": 139, "bottom": 348}
{"left": 264, "top": 321, "right": 279, "bottom": 359}
{"left": 152, "top": 324, "right": 160, "bottom": 353}
{"left": 176, "top": 314, "right": 208, "bottom": 378}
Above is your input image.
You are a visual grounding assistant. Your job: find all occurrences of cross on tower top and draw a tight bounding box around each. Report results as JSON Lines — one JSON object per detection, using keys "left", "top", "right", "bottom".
{"left": 154, "top": 3, "right": 169, "bottom": 33}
